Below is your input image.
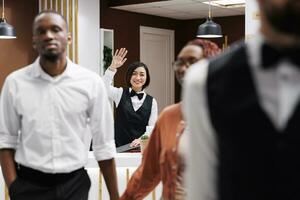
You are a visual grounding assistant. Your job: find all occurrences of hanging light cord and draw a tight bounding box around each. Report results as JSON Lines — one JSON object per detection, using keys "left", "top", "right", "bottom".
{"left": 1, "top": 0, "right": 4, "bottom": 19}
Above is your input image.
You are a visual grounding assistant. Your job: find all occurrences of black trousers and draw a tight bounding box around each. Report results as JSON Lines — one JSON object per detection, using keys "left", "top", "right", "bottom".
{"left": 9, "top": 165, "right": 91, "bottom": 200}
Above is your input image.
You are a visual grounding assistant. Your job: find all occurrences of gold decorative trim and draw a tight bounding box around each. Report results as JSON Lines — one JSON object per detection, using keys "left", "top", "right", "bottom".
{"left": 39, "top": 0, "right": 78, "bottom": 63}
{"left": 47, "top": 0, "right": 51, "bottom": 9}
{"left": 74, "top": 0, "right": 78, "bottom": 63}
{"left": 5, "top": 186, "right": 9, "bottom": 200}
{"left": 63, "top": 0, "right": 67, "bottom": 22}
{"left": 224, "top": 35, "right": 228, "bottom": 48}
{"left": 41, "top": 0, "right": 45, "bottom": 11}
{"left": 152, "top": 189, "right": 156, "bottom": 200}
{"left": 252, "top": 11, "right": 261, "bottom": 20}
{"left": 57, "top": 0, "right": 61, "bottom": 13}
{"left": 52, "top": 0, "right": 57, "bottom": 11}
{"left": 62, "top": 0, "right": 68, "bottom": 55}
{"left": 126, "top": 168, "right": 130, "bottom": 183}
{"left": 68, "top": 0, "right": 73, "bottom": 60}
{"left": 99, "top": 171, "right": 102, "bottom": 200}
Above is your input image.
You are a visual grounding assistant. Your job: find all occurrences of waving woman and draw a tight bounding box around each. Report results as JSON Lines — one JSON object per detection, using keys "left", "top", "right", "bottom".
{"left": 103, "top": 48, "right": 158, "bottom": 147}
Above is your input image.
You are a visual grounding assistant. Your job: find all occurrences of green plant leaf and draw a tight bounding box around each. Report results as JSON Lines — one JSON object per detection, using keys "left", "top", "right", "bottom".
{"left": 140, "top": 134, "right": 149, "bottom": 140}
{"left": 103, "top": 45, "right": 112, "bottom": 70}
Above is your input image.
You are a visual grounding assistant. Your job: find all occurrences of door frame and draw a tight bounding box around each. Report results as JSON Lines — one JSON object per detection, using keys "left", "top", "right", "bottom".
{"left": 140, "top": 26, "right": 175, "bottom": 111}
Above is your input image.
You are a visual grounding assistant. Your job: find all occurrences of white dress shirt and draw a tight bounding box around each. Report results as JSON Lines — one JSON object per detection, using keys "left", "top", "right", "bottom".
{"left": 0, "top": 58, "right": 116, "bottom": 173}
{"left": 183, "top": 36, "right": 300, "bottom": 200}
{"left": 102, "top": 68, "right": 158, "bottom": 126}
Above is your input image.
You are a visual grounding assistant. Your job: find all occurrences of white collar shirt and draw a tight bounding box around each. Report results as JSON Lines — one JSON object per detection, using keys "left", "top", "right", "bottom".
{"left": 0, "top": 57, "right": 116, "bottom": 173}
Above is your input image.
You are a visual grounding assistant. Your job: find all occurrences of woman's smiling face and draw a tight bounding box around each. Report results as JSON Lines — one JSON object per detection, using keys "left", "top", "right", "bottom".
{"left": 130, "top": 66, "right": 147, "bottom": 92}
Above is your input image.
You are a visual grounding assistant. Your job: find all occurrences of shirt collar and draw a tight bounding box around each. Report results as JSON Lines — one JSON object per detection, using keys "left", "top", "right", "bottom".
{"left": 129, "top": 87, "right": 145, "bottom": 94}
{"left": 31, "top": 57, "right": 75, "bottom": 79}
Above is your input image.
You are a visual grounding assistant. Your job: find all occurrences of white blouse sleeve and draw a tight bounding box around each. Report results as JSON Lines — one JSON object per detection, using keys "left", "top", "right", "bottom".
{"left": 102, "top": 68, "right": 123, "bottom": 106}
{"left": 147, "top": 97, "right": 158, "bottom": 126}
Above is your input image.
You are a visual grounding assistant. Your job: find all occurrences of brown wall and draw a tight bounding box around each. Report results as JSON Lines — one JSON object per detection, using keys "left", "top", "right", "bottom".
{"left": 101, "top": 0, "right": 245, "bottom": 102}
{"left": 0, "top": 0, "right": 244, "bottom": 102}
{"left": 101, "top": 0, "right": 185, "bottom": 94}
{"left": 0, "top": 0, "right": 39, "bottom": 89}
{"left": 174, "top": 15, "right": 245, "bottom": 100}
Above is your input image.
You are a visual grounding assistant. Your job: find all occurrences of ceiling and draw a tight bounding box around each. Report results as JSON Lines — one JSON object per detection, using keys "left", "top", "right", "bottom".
{"left": 111, "top": 0, "right": 245, "bottom": 20}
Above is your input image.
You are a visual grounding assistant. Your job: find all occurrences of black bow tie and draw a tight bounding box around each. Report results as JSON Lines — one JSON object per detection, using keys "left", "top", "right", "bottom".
{"left": 262, "top": 43, "right": 300, "bottom": 69}
{"left": 130, "top": 90, "right": 144, "bottom": 100}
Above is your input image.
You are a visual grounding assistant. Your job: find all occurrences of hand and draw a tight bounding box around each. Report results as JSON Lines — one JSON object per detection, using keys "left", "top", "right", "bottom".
{"left": 8, "top": 177, "right": 17, "bottom": 188}
{"left": 130, "top": 139, "right": 140, "bottom": 147}
{"left": 109, "top": 48, "right": 128, "bottom": 69}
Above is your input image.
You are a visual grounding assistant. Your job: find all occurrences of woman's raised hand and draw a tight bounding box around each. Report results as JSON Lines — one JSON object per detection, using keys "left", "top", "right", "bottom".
{"left": 109, "top": 48, "right": 128, "bottom": 69}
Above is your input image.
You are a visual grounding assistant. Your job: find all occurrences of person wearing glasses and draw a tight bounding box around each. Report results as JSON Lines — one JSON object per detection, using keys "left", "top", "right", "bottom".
{"left": 119, "top": 39, "right": 220, "bottom": 200}
{"left": 103, "top": 48, "right": 158, "bottom": 148}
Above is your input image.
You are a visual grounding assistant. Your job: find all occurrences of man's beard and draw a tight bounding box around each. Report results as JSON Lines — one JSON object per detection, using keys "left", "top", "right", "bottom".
{"left": 264, "top": 1, "right": 300, "bottom": 37}
{"left": 42, "top": 52, "right": 60, "bottom": 62}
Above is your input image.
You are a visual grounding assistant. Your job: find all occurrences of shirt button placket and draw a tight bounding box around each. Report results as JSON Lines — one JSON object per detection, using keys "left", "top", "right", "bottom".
{"left": 50, "top": 83, "right": 57, "bottom": 172}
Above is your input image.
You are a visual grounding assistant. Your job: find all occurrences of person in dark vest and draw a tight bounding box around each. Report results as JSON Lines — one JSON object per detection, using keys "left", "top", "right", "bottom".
{"left": 103, "top": 48, "right": 158, "bottom": 147}
{"left": 183, "top": 0, "right": 300, "bottom": 200}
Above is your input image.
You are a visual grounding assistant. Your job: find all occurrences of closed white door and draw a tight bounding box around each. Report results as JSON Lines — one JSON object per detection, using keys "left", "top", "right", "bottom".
{"left": 140, "top": 26, "right": 175, "bottom": 113}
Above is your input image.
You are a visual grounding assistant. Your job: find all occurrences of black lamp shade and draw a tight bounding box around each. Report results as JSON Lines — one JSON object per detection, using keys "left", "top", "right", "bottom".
{"left": 0, "top": 18, "right": 16, "bottom": 39}
{"left": 197, "top": 18, "right": 222, "bottom": 38}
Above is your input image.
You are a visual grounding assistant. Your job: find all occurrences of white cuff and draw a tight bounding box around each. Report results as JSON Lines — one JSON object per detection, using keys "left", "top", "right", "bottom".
{"left": 0, "top": 133, "right": 18, "bottom": 149}
{"left": 93, "top": 140, "right": 116, "bottom": 161}
{"left": 105, "top": 68, "right": 117, "bottom": 78}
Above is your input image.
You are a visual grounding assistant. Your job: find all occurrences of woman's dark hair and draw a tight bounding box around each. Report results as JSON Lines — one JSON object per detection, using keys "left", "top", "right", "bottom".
{"left": 125, "top": 61, "right": 150, "bottom": 89}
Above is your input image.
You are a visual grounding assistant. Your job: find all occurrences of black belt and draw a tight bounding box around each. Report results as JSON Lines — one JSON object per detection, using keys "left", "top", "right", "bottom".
{"left": 17, "top": 164, "right": 84, "bottom": 187}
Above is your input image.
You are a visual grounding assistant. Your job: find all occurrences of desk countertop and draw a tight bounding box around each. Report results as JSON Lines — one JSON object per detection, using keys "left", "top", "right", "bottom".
{"left": 86, "top": 152, "right": 142, "bottom": 168}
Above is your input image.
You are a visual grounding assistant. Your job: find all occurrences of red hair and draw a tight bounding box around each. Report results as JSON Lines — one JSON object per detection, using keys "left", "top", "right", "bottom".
{"left": 187, "top": 39, "right": 221, "bottom": 58}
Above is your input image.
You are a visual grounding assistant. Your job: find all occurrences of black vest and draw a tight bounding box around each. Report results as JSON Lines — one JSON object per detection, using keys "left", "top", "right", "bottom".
{"left": 114, "top": 88, "right": 153, "bottom": 147}
{"left": 207, "top": 42, "right": 300, "bottom": 200}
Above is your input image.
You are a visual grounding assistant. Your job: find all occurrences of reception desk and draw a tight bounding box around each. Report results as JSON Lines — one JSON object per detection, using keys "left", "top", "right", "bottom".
{"left": 0, "top": 152, "right": 162, "bottom": 200}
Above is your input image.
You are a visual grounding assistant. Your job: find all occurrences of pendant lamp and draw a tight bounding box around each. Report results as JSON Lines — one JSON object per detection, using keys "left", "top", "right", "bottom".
{"left": 197, "top": 0, "right": 222, "bottom": 38}
{"left": 0, "top": 0, "right": 16, "bottom": 39}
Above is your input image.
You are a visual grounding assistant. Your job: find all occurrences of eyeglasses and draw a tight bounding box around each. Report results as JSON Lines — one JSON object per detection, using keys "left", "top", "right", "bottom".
{"left": 172, "top": 58, "right": 199, "bottom": 70}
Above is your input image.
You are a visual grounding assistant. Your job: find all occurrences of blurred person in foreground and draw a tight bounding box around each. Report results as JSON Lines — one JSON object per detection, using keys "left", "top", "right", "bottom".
{"left": 183, "top": 0, "right": 300, "bottom": 200}
{"left": 120, "top": 39, "right": 220, "bottom": 200}
{"left": 0, "top": 10, "right": 118, "bottom": 200}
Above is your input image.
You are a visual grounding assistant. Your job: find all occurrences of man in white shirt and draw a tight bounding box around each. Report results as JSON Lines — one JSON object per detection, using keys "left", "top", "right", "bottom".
{"left": 183, "top": 0, "right": 300, "bottom": 200}
{"left": 0, "top": 11, "right": 119, "bottom": 200}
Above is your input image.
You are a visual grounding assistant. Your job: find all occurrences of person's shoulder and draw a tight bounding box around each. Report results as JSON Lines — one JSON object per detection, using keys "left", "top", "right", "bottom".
{"left": 70, "top": 63, "right": 101, "bottom": 80}
{"left": 160, "top": 103, "right": 181, "bottom": 117}
{"left": 155, "top": 104, "right": 181, "bottom": 127}
{"left": 71, "top": 63, "right": 97, "bottom": 74}
{"left": 5, "top": 64, "right": 33, "bottom": 82}
{"left": 209, "top": 41, "right": 247, "bottom": 73}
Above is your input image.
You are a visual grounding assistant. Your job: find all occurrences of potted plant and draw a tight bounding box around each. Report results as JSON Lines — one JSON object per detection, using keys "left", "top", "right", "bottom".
{"left": 140, "top": 134, "right": 149, "bottom": 154}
